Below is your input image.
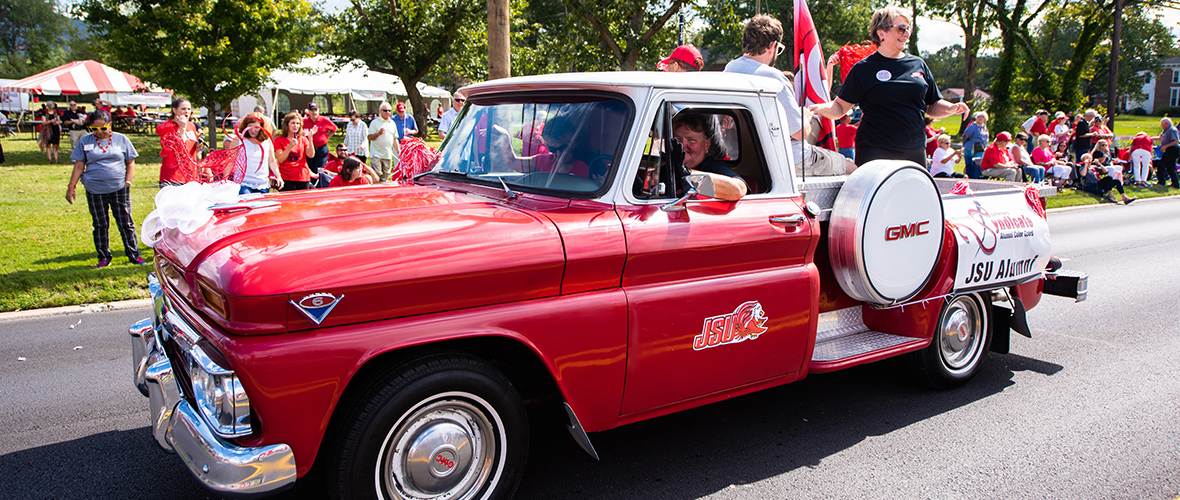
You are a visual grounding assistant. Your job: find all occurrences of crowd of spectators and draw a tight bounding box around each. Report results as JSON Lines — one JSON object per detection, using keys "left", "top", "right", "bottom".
{"left": 199, "top": 96, "right": 462, "bottom": 193}
{"left": 914, "top": 107, "right": 1180, "bottom": 204}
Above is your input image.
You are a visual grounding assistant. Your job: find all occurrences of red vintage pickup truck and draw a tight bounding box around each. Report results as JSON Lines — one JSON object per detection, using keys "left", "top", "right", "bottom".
{"left": 129, "top": 72, "right": 1086, "bottom": 499}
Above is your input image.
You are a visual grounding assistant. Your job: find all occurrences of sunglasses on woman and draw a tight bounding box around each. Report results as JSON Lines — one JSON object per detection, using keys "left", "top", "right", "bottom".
{"left": 89, "top": 124, "right": 111, "bottom": 132}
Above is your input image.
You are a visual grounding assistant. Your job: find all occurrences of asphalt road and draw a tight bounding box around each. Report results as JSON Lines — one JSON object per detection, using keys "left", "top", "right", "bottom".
{"left": 2, "top": 197, "right": 1178, "bottom": 500}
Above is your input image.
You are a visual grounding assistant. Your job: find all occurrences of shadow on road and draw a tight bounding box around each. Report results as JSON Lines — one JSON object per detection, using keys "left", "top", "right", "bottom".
{"left": 0, "top": 353, "right": 1062, "bottom": 500}
{"left": 515, "top": 352, "right": 1063, "bottom": 499}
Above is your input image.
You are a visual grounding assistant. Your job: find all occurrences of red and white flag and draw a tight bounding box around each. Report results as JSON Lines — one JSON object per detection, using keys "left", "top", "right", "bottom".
{"left": 793, "top": 0, "right": 836, "bottom": 151}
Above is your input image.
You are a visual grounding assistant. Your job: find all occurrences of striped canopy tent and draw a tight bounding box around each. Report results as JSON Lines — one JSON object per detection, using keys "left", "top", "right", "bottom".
{"left": 1, "top": 60, "right": 161, "bottom": 96}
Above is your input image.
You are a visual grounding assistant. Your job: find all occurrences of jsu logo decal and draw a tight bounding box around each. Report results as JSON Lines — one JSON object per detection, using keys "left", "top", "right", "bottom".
{"left": 692, "top": 301, "right": 769, "bottom": 351}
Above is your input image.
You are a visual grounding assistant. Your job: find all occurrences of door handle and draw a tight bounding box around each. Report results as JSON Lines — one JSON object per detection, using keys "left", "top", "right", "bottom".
{"left": 770, "top": 214, "right": 806, "bottom": 225}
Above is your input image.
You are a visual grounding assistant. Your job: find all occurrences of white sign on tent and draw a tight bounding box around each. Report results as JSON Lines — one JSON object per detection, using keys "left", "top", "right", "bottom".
{"left": 100, "top": 92, "right": 174, "bottom": 106}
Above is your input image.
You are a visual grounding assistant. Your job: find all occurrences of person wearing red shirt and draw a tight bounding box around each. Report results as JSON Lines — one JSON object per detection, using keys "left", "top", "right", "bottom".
{"left": 1128, "top": 131, "right": 1154, "bottom": 187}
{"left": 327, "top": 157, "right": 373, "bottom": 187}
{"left": 156, "top": 97, "right": 201, "bottom": 186}
{"left": 835, "top": 114, "right": 857, "bottom": 160}
{"left": 979, "top": 131, "right": 1019, "bottom": 181}
{"left": 273, "top": 111, "right": 316, "bottom": 190}
{"left": 923, "top": 115, "right": 944, "bottom": 159}
{"left": 302, "top": 102, "right": 337, "bottom": 181}
{"left": 323, "top": 143, "right": 378, "bottom": 183}
{"left": 1021, "top": 110, "right": 1049, "bottom": 153}
{"left": 1089, "top": 115, "right": 1113, "bottom": 147}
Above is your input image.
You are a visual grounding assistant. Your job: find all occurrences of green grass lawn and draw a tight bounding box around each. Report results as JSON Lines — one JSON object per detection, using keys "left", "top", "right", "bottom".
{"left": 1, "top": 132, "right": 163, "bottom": 311}
{"left": 931, "top": 114, "right": 1166, "bottom": 147}
{"left": 0, "top": 122, "right": 1172, "bottom": 312}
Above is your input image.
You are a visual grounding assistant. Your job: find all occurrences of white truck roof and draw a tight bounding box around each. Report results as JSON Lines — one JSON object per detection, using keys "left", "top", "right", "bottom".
{"left": 463, "top": 71, "right": 788, "bottom": 98}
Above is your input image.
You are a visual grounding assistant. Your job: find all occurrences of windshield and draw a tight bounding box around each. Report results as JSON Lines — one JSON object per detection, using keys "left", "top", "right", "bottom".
{"left": 429, "top": 95, "right": 630, "bottom": 196}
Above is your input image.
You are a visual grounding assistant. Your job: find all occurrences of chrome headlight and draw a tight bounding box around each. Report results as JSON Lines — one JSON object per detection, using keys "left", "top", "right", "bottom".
{"left": 188, "top": 345, "right": 252, "bottom": 438}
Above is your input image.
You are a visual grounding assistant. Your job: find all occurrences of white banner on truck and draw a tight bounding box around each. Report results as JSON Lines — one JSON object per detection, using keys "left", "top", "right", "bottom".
{"left": 945, "top": 189, "right": 1051, "bottom": 292}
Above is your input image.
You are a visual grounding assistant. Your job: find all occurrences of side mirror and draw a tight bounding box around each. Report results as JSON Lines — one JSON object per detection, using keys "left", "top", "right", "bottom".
{"left": 691, "top": 174, "right": 716, "bottom": 198}
{"left": 659, "top": 174, "right": 714, "bottom": 212}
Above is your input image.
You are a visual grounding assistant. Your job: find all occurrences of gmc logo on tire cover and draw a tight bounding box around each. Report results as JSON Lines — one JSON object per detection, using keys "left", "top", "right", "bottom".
{"left": 885, "top": 220, "right": 930, "bottom": 241}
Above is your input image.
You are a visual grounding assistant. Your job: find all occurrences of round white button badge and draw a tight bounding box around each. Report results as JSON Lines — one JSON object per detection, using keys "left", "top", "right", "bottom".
{"left": 876, "top": 70, "right": 891, "bottom": 81}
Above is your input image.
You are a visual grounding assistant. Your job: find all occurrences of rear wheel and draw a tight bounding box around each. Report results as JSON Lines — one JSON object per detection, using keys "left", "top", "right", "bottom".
{"left": 328, "top": 353, "right": 528, "bottom": 500}
{"left": 910, "top": 293, "right": 991, "bottom": 389}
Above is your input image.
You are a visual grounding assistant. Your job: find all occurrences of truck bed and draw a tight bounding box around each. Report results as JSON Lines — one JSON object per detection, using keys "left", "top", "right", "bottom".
{"left": 801, "top": 176, "right": 1057, "bottom": 221}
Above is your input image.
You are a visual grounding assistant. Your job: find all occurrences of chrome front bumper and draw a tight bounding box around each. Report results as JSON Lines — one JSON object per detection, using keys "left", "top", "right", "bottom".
{"left": 130, "top": 273, "right": 296, "bottom": 498}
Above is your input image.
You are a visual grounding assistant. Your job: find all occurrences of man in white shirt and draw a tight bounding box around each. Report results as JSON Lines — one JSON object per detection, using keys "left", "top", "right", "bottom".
{"left": 1020, "top": 110, "right": 1049, "bottom": 153}
{"left": 367, "top": 103, "right": 400, "bottom": 182}
{"left": 724, "top": 15, "right": 853, "bottom": 176}
{"left": 438, "top": 92, "right": 464, "bottom": 142}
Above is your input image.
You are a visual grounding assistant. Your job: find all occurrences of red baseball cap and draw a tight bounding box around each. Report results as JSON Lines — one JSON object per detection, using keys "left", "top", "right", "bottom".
{"left": 995, "top": 131, "right": 1012, "bottom": 142}
{"left": 658, "top": 45, "right": 703, "bottom": 71}
{"left": 396, "top": 102, "right": 406, "bottom": 111}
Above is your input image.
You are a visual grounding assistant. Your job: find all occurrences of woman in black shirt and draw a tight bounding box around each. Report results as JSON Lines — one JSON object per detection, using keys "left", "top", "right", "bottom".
{"left": 809, "top": 5, "right": 969, "bottom": 167}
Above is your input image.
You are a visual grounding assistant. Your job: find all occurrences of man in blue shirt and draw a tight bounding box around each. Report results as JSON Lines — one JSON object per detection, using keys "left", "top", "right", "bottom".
{"left": 393, "top": 102, "right": 418, "bottom": 140}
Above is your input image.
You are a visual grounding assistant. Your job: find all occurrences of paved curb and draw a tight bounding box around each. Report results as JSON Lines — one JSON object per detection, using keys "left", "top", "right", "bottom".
{"left": 0, "top": 299, "right": 152, "bottom": 322}
{"left": 1046, "top": 192, "right": 1178, "bottom": 214}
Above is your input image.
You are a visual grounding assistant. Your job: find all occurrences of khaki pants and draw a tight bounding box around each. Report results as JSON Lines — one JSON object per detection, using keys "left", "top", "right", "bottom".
{"left": 371, "top": 157, "right": 393, "bottom": 182}
{"left": 69, "top": 129, "right": 86, "bottom": 149}
{"left": 795, "top": 145, "right": 851, "bottom": 177}
{"left": 981, "top": 167, "right": 1018, "bottom": 182}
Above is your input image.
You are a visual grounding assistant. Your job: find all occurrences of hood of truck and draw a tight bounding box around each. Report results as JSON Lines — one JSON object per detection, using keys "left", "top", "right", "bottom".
{"left": 156, "top": 184, "right": 565, "bottom": 333}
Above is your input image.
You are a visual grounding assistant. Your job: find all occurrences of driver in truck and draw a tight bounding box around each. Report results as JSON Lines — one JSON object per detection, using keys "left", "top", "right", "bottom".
{"left": 671, "top": 112, "right": 748, "bottom": 201}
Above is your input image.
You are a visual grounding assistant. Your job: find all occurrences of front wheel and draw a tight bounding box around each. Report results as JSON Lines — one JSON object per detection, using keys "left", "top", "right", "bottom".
{"left": 909, "top": 293, "right": 991, "bottom": 389}
{"left": 328, "top": 353, "right": 528, "bottom": 500}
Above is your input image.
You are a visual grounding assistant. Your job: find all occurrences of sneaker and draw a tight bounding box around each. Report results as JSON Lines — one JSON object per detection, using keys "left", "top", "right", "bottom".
{"left": 96, "top": 260, "right": 111, "bottom": 268}
{"left": 1123, "top": 197, "right": 1136, "bottom": 205}
{"left": 129, "top": 256, "right": 147, "bottom": 265}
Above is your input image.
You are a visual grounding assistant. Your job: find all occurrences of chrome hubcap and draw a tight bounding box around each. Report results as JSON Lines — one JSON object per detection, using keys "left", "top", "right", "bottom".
{"left": 379, "top": 393, "right": 502, "bottom": 500}
{"left": 939, "top": 295, "right": 984, "bottom": 373}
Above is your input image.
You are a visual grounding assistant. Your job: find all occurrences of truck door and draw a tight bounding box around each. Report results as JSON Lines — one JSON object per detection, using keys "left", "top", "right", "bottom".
{"left": 617, "top": 100, "right": 818, "bottom": 416}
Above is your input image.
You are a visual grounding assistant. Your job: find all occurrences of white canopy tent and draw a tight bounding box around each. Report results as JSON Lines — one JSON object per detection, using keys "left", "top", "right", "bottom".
{"left": 239, "top": 57, "right": 452, "bottom": 118}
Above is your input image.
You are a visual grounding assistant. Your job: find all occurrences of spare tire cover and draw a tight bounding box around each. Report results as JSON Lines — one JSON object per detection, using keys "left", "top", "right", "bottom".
{"left": 828, "top": 160, "right": 945, "bottom": 304}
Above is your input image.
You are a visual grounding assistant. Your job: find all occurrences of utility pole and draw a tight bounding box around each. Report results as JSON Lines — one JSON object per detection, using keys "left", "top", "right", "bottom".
{"left": 488, "top": 0, "right": 510, "bottom": 80}
{"left": 1108, "top": 0, "right": 1123, "bottom": 128}
{"left": 756, "top": 0, "right": 761, "bottom": 16}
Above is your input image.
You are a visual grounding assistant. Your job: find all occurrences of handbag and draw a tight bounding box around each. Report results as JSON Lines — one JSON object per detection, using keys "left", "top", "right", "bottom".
{"left": 972, "top": 141, "right": 985, "bottom": 155}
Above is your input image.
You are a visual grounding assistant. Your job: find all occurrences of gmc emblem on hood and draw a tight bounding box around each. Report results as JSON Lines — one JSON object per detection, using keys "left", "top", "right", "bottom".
{"left": 885, "top": 220, "right": 930, "bottom": 241}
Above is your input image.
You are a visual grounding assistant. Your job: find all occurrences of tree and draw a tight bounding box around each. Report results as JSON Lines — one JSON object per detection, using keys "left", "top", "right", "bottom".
{"left": 1069, "top": 6, "right": 1177, "bottom": 110}
{"left": 78, "top": 0, "right": 317, "bottom": 144}
{"left": 925, "top": 0, "right": 995, "bottom": 133}
{"left": 329, "top": 0, "right": 486, "bottom": 137}
{"left": 0, "top": 0, "right": 71, "bottom": 79}
{"left": 695, "top": 0, "right": 876, "bottom": 73}
{"left": 568, "top": 0, "right": 684, "bottom": 71}
{"left": 923, "top": 44, "right": 1001, "bottom": 93}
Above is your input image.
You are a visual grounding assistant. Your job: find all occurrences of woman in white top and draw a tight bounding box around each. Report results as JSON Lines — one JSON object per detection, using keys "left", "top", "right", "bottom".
{"left": 1051, "top": 112, "right": 1071, "bottom": 148}
{"left": 930, "top": 134, "right": 965, "bottom": 178}
{"left": 344, "top": 110, "right": 370, "bottom": 164}
{"left": 225, "top": 115, "right": 283, "bottom": 194}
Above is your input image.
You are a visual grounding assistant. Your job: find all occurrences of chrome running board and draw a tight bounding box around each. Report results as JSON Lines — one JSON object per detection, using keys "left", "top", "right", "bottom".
{"left": 812, "top": 306, "right": 915, "bottom": 362}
